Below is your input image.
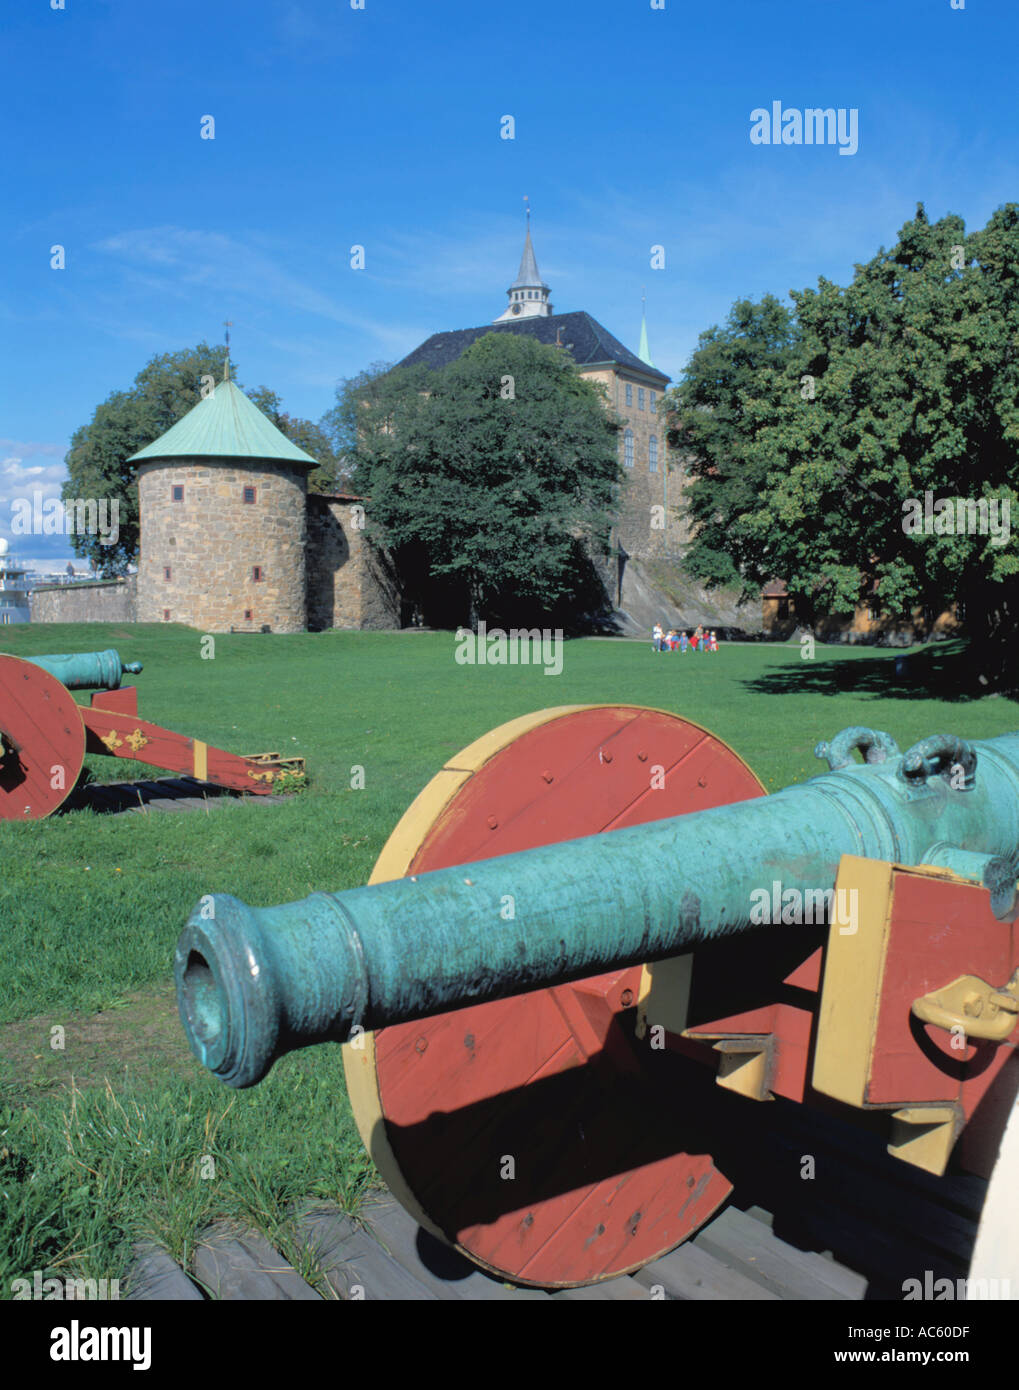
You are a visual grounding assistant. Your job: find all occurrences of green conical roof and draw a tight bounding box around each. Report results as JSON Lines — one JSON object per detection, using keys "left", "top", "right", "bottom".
{"left": 129, "top": 379, "right": 317, "bottom": 467}
{"left": 638, "top": 308, "right": 655, "bottom": 368}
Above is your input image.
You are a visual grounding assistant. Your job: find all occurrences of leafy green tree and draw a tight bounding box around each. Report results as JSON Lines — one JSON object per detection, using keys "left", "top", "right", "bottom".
{"left": 64, "top": 344, "right": 226, "bottom": 573}
{"left": 339, "top": 334, "right": 622, "bottom": 626}
{"left": 666, "top": 205, "right": 1019, "bottom": 686}
{"left": 323, "top": 361, "right": 395, "bottom": 483}
{"left": 662, "top": 295, "right": 799, "bottom": 590}
{"left": 247, "top": 387, "right": 341, "bottom": 495}
{"left": 64, "top": 346, "right": 337, "bottom": 572}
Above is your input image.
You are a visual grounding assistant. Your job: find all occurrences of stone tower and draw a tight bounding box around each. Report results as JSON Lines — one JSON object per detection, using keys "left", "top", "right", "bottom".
{"left": 493, "top": 212, "right": 554, "bottom": 322}
{"left": 130, "top": 378, "right": 316, "bottom": 633}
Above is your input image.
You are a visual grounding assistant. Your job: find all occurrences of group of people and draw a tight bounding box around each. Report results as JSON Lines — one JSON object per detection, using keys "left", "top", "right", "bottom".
{"left": 652, "top": 623, "right": 719, "bottom": 653}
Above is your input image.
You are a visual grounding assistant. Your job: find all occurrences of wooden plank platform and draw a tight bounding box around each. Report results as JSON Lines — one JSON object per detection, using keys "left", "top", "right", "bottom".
{"left": 190, "top": 1227, "right": 321, "bottom": 1301}
{"left": 125, "top": 1243, "right": 204, "bottom": 1301}
{"left": 122, "top": 1095, "right": 990, "bottom": 1301}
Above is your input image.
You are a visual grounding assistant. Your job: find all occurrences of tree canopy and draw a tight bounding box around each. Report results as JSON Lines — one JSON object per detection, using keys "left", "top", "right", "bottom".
{"left": 335, "top": 334, "right": 623, "bottom": 626}
{"left": 64, "top": 344, "right": 340, "bottom": 573}
{"left": 664, "top": 204, "right": 1019, "bottom": 680}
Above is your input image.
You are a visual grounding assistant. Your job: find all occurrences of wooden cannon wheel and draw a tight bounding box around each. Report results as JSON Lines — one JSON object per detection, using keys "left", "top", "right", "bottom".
{"left": 343, "top": 704, "right": 768, "bottom": 1287}
{"left": 0, "top": 656, "right": 86, "bottom": 820}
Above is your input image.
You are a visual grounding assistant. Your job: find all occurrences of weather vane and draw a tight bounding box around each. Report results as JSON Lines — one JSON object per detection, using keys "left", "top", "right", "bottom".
{"left": 224, "top": 320, "right": 233, "bottom": 381}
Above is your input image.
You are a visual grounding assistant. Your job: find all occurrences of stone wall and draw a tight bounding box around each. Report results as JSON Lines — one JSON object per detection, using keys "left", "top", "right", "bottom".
{"left": 31, "top": 575, "right": 137, "bottom": 623}
{"left": 579, "top": 367, "right": 687, "bottom": 561}
{"left": 136, "top": 457, "right": 308, "bottom": 633}
{"left": 306, "top": 496, "right": 401, "bottom": 630}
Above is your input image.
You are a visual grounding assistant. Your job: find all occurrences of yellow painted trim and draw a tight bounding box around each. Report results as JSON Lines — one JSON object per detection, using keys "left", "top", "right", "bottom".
{"left": 637, "top": 732, "right": 765, "bottom": 1045}
{"left": 343, "top": 704, "right": 601, "bottom": 1241}
{"left": 813, "top": 855, "right": 895, "bottom": 1107}
{"left": 814, "top": 859, "right": 984, "bottom": 1175}
{"left": 636, "top": 955, "right": 695, "bottom": 1041}
{"left": 889, "top": 1106, "right": 961, "bottom": 1177}
{"left": 713, "top": 1039, "right": 775, "bottom": 1102}
{"left": 368, "top": 768, "right": 473, "bottom": 886}
{"left": 193, "top": 740, "right": 208, "bottom": 782}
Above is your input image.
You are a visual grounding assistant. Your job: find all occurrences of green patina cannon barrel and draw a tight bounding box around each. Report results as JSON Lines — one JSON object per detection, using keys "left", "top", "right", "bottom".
{"left": 27, "top": 650, "right": 143, "bottom": 691}
{"left": 175, "top": 725, "right": 1019, "bottom": 1089}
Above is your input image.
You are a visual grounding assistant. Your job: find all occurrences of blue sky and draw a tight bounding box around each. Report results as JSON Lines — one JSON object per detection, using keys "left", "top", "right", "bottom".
{"left": 3, "top": 0, "right": 1018, "bottom": 567}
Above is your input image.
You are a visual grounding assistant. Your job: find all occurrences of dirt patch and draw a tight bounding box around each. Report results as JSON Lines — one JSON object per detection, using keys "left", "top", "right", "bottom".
{"left": 0, "top": 983, "right": 197, "bottom": 1099}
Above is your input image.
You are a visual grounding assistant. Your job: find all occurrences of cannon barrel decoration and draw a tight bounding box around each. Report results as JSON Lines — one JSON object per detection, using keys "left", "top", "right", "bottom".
{"left": 175, "top": 706, "right": 1019, "bottom": 1287}
{"left": 0, "top": 647, "right": 305, "bottom": 820}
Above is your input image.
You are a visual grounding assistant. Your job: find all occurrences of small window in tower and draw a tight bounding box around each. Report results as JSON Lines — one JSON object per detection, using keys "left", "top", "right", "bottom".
{"left": 164, "top": 566, "right": 172, "bottom": 581}
{"left": 638, "top": 388, "right": 645, "bottom": 411}
{"left": 171, "top": 485, "right": 184, "bottom": 502}
{"left": 163, "top": 609, "right": 171, "bottom": 622}
{"left": 244, "top": 609, "right": 253, "bottom": 622}
{"left": 243, "top": 486, "right": 257, "bottom": 504}
{"left": 625, "top": 383, "right": 633, "bottom": 407}
{"left": 624, "top": 429, "right": 634, "bottom": 468}
{"left": 650, "top": 391, "right": 657, "bottom": 414}
{"left": 649, "top": 435, "right": 658, "bottom": 472}
{"left": 253, "top": 566, "right": 263, "bottom": 583}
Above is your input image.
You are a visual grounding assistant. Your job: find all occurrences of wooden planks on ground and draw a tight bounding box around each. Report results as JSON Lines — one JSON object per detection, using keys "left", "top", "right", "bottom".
{"left": 125, "top": 1243, "right": 204, "bottom": 1301}
{"left": 353, "top": 1195, "right": 552, "bottom": 1300}
{"left": 123, "top": 1094, "right": 991, "bottom": 1300}
{"left": 726, "top": 1099, "right": 983, "bottom": 1299}
{"left": 190, "top": 1226, "right": 322, "bottom": 1301}
{"left": 297, "top": 1208, "right": 439, "bottom": 1301}
{"left": 633, "top": 1240, "right": 780, "bottom": 1301}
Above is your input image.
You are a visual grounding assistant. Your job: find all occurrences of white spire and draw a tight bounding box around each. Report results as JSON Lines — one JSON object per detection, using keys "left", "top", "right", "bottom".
{"left": 494, "top": 199, "right": 553, "bottom": 322}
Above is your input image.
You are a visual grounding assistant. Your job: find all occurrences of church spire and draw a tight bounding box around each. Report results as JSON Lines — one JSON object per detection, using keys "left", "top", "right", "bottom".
{"left": 494, "top": 198, "right": 553, "bottom": 322}
{"left": 638, "top": 289, "right": 655, "bottom": 367}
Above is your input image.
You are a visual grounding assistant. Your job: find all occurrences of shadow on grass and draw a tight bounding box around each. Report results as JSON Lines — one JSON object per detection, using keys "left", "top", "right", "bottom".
{"left": 741, "top": 640, "right": 998, "bottom": 704}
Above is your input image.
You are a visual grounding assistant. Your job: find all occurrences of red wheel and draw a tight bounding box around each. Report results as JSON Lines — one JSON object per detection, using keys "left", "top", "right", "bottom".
{"left": 344, "top": 704, "right": 767, "bottom": 1287}
{"left": 0, "top": 656, "right": 86, "bottom": 820}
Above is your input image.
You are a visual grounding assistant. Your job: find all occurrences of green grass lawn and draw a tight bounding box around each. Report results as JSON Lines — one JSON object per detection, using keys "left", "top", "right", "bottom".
{"left": 1, "top": 622, "right": 1016, "bottom": 1294}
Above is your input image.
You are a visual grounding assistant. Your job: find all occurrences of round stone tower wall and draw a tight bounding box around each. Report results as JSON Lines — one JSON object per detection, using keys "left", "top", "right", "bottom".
{"left": 136, "top": 457, "right": 308, "bottom": 632}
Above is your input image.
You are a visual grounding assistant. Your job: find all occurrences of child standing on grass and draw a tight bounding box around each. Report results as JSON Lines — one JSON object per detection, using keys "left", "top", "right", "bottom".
{"left": 652, "top": 622, "right": 664, "bottom": 652}
{"left": 679, "top": 631, "right": 689, "bottom": 654}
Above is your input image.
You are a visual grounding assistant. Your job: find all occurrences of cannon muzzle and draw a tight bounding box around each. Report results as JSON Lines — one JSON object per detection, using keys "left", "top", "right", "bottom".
{"left": 176, "top": 726, "right": 1019, "bottom": 1088}
{"left": 27, "top": 649, "right": 143, "bottom": 691}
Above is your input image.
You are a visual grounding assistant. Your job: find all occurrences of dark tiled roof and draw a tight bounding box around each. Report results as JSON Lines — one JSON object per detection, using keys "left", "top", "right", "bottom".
{"left": 398, "top": 311, "right": 670, "bottom": 385}
{"left": 761, "top": 579, "right": 789, "bottom": 598}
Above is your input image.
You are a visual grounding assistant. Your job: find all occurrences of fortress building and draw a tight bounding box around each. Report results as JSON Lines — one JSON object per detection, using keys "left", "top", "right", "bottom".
{"left": 130, "top": 376, "right": 399, "bottom": 633}
{"left": 399, "top": 220, "right": 682, "bottom": 566}
{"left": 48, "top": 220, "right": 688, "bottom": 635}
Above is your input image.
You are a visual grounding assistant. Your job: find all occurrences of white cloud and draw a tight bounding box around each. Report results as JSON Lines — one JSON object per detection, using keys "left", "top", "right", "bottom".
{"left": 0, "top": 446, "right": 72, "bottom": 552}
{"left": 94, "top": 226, "right": 420, "bottom": 350}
